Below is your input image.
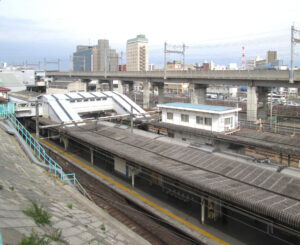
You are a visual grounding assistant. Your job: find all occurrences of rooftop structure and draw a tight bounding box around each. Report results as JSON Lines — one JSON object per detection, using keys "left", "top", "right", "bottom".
{"left": 127, "top": 34, "right": 148, "bottom": 44}
{"left": 40, "top": 91, "right": 146, "bottom": 124}
{"left": 158, "top": 103, "right": 241, "bottom": 132}
{"left": 55, "top": 121, "right": 300, "bottom": 234}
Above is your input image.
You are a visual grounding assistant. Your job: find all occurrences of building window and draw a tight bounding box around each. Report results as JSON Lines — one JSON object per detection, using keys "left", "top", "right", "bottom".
{"left": 225, "top": 117, "right": 231, "bottom": 125}
{"left": 205, "top": 117, "right": 212, "bottom": 126}
{"left": 196, "top": 116, "right": 204, "bottom": 124}
{"left": 167, "top": 112, "right": 173, "bottom": 120}
{"left": 181, "top": 114, "right": 189, "bottom": 122}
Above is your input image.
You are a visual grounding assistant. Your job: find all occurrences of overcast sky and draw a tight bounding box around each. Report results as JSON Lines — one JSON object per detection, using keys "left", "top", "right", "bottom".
{"left": 1, "top": 0, "right": 300, "bottom": 68}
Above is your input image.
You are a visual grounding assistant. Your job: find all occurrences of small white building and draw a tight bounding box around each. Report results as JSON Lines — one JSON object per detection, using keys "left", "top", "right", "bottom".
{"left": 158, "top": 103, "right": 241, "bottom": 133}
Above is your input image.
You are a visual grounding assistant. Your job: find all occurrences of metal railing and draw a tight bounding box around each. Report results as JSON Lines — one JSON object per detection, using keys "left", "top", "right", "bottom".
{"left": 0, "top": 104, "right": 90, "bottom": 198}
{"left": 239, "top": 119, "right": 300, "bottom": 136}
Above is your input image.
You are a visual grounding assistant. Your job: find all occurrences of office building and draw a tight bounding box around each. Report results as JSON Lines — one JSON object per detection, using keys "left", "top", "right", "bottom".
{"left": 267, "top": 51, "right": 277, "bottom": 64}
{"left": 246, "top": 60, "right": 255, "bottom": 70}
{"left": 73, "top": 46, "right": 93, "bottom": 72}
{"left": 73, "top": 40, "right": 119, "bottom": 72}
{"left": 126, "top": 35, "right": 148, "bottom": 71}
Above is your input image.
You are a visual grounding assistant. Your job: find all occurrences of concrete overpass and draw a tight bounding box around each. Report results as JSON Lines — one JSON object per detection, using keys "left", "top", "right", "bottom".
{"left": 46, "top": 70, "right": 300, "bottom": 121}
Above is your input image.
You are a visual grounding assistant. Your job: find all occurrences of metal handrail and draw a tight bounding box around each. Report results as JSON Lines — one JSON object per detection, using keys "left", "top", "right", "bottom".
{"left": 0, "top": 104, "right": 90, "bottom": 199}
{"left": 5, "top": 112, "right": 76, "bottom": 184}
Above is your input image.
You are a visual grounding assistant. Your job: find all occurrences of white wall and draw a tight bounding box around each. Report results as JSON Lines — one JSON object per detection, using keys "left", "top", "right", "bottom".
{"left": 71, "top": 98, "right": 114, "bottom": 114}
{"left": 162, "top": 108, "right": 238, "bottom": 132}
{"left": 114, "top": 156, "right": 131, "bottom": 178}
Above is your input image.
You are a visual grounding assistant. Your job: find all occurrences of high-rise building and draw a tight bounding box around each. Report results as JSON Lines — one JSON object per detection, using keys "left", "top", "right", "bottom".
{"left": 126, "top": 35, "right": 148, "bottom": 71}
{"left": 73, "top": 40, "right": 118, "bottom": 72}
{"left": 73, "top": 46, "right": 93, "bottom": 72}
{"left": 267, "top": 51, "right": 277, "bottom": 64}
{"left": 246, "top": 60, "right": 256, "bottom": 70}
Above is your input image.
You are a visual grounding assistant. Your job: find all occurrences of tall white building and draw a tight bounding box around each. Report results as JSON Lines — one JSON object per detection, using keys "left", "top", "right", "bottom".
{"left": 126, "top": 35, "right": 148, "bottom": 71}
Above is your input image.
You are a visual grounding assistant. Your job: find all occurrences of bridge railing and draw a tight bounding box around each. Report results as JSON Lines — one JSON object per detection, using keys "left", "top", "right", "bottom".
{"left": 0, "top": 104, "right": 91, "bottom": 199}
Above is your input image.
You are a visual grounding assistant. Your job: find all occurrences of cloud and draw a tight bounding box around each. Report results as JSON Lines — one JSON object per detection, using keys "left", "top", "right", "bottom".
{"left": 0, "top": 15, "right": 77, "bottom": 43}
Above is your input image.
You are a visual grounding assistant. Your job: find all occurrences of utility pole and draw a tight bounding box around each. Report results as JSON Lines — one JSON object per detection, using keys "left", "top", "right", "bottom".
{"left": 183, "top": 43, "right": 186, "bottom": 69}
{"left": 290, "top": 25, "right": 300, "bottom": 83}
{"left": 44, "top": 58, "right": 60, "bottom": 72}
{"left": 164, "top": 42, "right": 167, "bottom": 79}
{"left": 130, "top": 105, "right": 133, "bottom": 133}
{"left": 164, "top": 42, "right": 187, "bottom": 77}
{"left": 104, "top": 47, "right": 107, "bottom": 78}
{"left": 35, "top": 99, "right": 39, "bottom": 141}
{"left": 270, "top": 90, "right": 273, "bottom": 130}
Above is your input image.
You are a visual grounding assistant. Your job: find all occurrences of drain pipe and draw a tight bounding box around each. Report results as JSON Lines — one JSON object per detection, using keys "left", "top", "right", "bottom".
{"left": 0, "top": 121, "right": 48, "bottom": 170}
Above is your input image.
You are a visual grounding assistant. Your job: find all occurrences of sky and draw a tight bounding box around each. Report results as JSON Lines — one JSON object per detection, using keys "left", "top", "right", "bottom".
{"left": 0, "top": 0, "right": 300, "bottom": 69}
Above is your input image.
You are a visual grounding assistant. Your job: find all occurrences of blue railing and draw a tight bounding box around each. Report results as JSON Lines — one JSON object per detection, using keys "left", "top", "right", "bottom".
{"left": 0, "top": 104, "right": 76, "bottom": 185}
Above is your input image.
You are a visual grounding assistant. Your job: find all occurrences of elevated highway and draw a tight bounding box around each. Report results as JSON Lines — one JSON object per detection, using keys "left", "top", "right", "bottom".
{"left": 46, "top": 70, "right": 300, "bottom": 87}
{"left": 46, "top": 70, "right": 300, "bottom": 122}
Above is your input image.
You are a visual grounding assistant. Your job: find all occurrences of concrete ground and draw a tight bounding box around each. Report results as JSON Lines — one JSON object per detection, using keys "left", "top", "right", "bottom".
{"left": 0, "top": 126, "right": 151, "bottom": 245}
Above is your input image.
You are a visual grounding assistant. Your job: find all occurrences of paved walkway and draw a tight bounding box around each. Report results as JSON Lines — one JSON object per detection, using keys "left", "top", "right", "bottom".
{"left": 0, "top": 126, "right": 150, "bottom": 245}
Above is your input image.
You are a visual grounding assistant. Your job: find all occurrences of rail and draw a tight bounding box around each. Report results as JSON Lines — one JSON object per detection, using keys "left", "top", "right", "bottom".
{"left": 0, "top": 104, "right": 90, "bottom": 199}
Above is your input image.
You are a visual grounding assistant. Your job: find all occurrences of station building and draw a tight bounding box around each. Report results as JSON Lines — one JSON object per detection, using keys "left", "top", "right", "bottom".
{"left": 158, "top": 103, "right": 241, "bottom": 133}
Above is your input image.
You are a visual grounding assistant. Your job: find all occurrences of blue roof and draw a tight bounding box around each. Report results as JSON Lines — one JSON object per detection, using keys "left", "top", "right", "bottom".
{"left": 163, "top": 103, "right": 235, "bottom": 112}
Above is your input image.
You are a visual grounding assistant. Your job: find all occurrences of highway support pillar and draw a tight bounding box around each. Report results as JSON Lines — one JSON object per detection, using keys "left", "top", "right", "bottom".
{"left": 158, "top": 83, "right": 164, "bottom": 105}
{"left": 189, "top": 84, "right": 207, "bottom": 104}
{"left": 118, "top": 80, "right": 124, "bottom": 94}
{"left": 247, "top": 86, "right": 258, "bottom": 122}
{"left": 109, "top": 80, "right": 113, "bottom": 91}
{"left": 90, "top": 148, "right": 94, "bottom": 166}
{"left": 128, "top": 82, "right": 134, "bottom": 100}
{"left": 201, "top": 197, "right": 205, "bottom": 224}
{"left": 143, "top": 80, "right": 151, "bottom": 109}
{"left": 257, "top": 87, "right": 269, "bottom": 121}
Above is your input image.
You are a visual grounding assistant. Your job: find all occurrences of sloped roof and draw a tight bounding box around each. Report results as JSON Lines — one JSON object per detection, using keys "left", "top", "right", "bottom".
{"left": 0, "top": 86, "right": 10, "bottom": 92}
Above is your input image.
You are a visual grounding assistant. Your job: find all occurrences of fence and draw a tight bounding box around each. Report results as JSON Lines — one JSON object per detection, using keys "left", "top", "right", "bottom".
{"left": 239, "top": 119, "right": 300, "bottom": 136}
{"left": 0, "top": 103, "right": 90, "bottom": 198}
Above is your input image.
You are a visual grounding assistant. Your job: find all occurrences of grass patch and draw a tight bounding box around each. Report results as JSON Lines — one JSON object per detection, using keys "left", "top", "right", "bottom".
{"left": 17, "top": 229, "right": 50, "bottom": 245}
{"left": 67, "top": 203, "right": 72, "bottom": 209}
{"left": 18, "top": 229, "right": 67, "bottom": 245}
{"left": 23, "top": 200, "right": 51, "bottom": 226}
{"left": 45, "top": 229, "right": 67, "bottom": 244}
{"left": 9, "top": 186, "right": 14, "bottom": 191}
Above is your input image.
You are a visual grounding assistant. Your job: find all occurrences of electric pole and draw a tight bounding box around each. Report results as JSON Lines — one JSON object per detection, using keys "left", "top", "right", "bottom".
{"left": 290, "top": 25, "right": 300, "bottom": 83}
{"left": 164, "top": 42, "right": 187, "bottom": 78}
